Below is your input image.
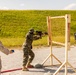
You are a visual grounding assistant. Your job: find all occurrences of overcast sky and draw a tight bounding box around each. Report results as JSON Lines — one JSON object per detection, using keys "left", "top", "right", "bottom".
{"left": 0, "top": 0, "right": 76, "bottom": 10}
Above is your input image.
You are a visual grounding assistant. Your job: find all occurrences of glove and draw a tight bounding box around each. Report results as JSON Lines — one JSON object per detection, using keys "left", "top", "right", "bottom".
{"left": 11, "top": 50, "right": 14, "bottom": 52}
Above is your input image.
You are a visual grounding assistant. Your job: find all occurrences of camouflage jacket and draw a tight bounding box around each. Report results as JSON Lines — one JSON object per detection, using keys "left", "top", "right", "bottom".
{"left": 23, "top": 32, "right": 40, "bottom": 48}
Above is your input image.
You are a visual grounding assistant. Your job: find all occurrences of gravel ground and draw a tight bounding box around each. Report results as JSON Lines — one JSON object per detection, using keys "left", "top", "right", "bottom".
{"left": 0, "top": 46, "right": 76, "bottom": 75}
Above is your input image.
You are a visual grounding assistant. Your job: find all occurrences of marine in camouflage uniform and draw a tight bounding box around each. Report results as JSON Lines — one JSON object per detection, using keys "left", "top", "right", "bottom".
{"left": 22, "top": 29, "right": 40, "bottom": 71}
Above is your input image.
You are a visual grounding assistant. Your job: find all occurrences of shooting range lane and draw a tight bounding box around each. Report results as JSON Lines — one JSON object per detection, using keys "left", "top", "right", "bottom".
{"left": 0, "top": 46, "right": 76, "bottom": 75}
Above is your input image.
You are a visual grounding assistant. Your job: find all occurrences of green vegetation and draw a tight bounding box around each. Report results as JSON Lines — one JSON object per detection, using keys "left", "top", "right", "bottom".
{"left": 0, "top": 10, "right": 76, "bottom": 47}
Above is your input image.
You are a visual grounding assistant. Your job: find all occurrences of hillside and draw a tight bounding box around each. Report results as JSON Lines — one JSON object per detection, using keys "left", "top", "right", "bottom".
{"left": 0, "top": 10, "right": 76, "bottom": 38}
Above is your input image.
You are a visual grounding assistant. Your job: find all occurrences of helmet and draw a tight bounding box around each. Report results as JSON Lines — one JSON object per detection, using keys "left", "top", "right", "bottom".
{"left": 29, "top": 28, "right": 34, "bottom": 34}
{"left": 34, "top": 63, "right": 43, "bottom": 68}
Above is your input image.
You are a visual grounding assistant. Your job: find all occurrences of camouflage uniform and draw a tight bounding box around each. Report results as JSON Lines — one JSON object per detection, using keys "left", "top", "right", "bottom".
{"left": 0, "top": 41, "right": 10, "bottom": 74}
{"left": 22, "top": 29, "right": 40, "bottom": 67}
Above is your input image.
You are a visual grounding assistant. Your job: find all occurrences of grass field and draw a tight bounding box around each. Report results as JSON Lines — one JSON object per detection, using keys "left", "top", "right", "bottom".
{"left": 0, "top": 10, "right": 76, "bottom": 47}
{"left": 0, "top": 36, "right": 75, "bottom": 48}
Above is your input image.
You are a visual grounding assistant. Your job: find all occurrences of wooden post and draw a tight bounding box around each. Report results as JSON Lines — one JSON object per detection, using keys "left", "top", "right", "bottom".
{"left": 47, "top": 16, "right": 51, "bottom": 46}
{"left": 47, "top": 16, "right": 53, "bottom": 65}
{"left": 67, "top": 14, "right": 71, "bottom": 50}
{"left": 65, "top": 14, "right": 70, "bottom": 75}
{"left": 65, "top": 14, "right": 68, "bottom": 75}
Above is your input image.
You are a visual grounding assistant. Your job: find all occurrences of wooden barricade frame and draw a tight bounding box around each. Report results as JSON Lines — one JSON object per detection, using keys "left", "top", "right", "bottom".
{"left": 42, "top": 14, "right": 76, "bottom": 75}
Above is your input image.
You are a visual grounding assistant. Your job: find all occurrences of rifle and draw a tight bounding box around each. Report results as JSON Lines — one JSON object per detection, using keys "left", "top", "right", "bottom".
{"left": 35, "top": 31, "right": 48, "bottom": 38}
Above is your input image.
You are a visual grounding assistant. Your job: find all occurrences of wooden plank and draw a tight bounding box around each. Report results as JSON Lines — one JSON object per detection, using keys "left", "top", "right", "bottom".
{"left": 51, "top": 16, "right": 65, "bottom": 19}
{"left": 52, "top": 41, "right": 65, "bottom": 46}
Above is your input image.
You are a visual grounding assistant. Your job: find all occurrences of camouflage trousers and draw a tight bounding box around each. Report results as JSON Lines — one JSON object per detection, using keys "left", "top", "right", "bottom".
{"left": 23, "top": 46, "right": 35, "bottom": 66}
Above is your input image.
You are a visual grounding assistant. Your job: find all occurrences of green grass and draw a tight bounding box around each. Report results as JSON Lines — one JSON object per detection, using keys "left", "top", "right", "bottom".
{"left": 0, "top": 36, "right": 75, "bottom": 48}
{"left": 0, "top": 37, "right": 24, "bottom": 47}
{"left": 0, "top": 36, "right": 48, "bottom": 47}
{"left": 0, "top": 10, "right": 76, "bottom": 47}
{"left": 0, "top": 10, "right": 76, "bottom": 38}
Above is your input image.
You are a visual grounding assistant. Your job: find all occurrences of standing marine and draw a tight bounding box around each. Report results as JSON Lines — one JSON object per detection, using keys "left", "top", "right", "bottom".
{"left": 22, "top": 28, "right": 41, "bottom": 71}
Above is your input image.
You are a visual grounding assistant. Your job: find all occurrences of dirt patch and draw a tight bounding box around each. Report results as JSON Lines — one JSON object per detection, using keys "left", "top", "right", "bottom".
{"left": 0, "top": 46, "right": 76, "bottom": 75}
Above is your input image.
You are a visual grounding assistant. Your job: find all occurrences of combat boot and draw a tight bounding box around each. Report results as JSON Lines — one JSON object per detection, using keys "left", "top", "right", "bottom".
{"left": 27, "top": 64, "right": 34, "bottom": 68}
{"left": 22, "top": 66, "right": 29, "bottom": 71}
{"left": 27, "top": 63, "right": 34, "bottom": 68}
{"left": 26, "top": 61, "right": 34, "bottom": 68}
